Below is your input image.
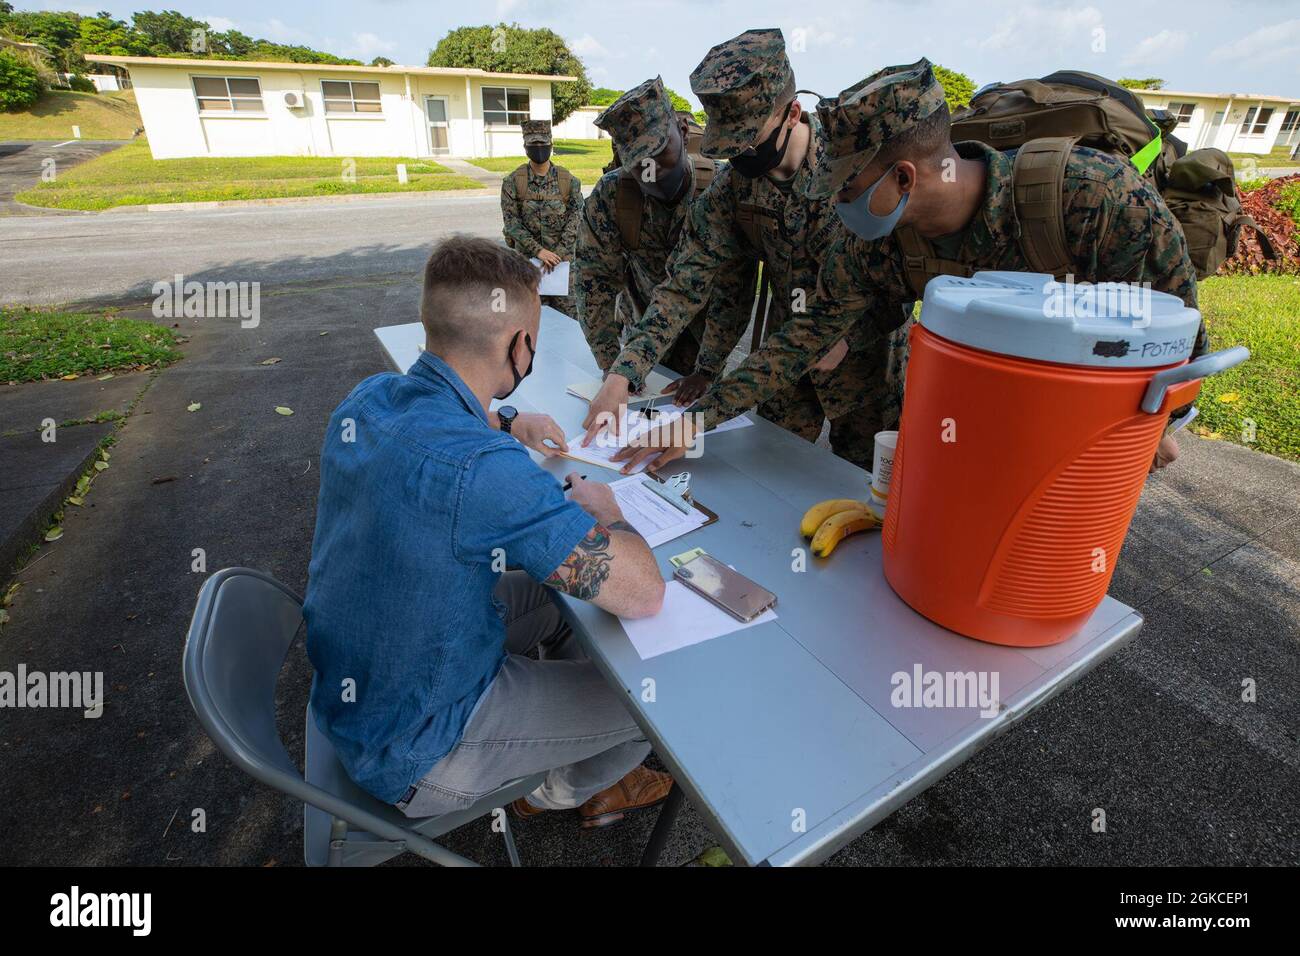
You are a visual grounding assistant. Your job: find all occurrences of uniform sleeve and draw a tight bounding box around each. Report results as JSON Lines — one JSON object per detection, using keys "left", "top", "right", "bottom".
{"left": 455, "top": 442, "right": 596, "bottom": 580}
{"left": 609, "top": 170, "right": 751, "bottom": 391}
{"left": 574, "top": 177, "right": 628, "bottom": 371}
{"left": 500, "top": 174, "right": 542, "bottom": 258}
{"left": 694, "top": 257, "right": 760, "bottom": 378}
{"left": 690, "top": 234, "right": 910, "bottom": 431}
{"left": 561, "top": 173, "right": 583, "bottom": 257}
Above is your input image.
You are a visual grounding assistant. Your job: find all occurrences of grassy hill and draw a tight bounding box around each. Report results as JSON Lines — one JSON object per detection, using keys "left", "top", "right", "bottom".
{"left": 0, "top": 90, "right": 141, "bottom": 141}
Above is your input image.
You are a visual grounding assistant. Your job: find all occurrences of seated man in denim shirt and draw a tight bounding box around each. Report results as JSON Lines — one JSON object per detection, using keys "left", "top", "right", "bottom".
{"left": 304, "top": 235, "right": 670, "bottom": 827}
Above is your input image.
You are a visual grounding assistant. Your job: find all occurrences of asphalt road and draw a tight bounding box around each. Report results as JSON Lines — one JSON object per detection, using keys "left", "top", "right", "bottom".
{"left": 1, "top": 193, "right": 505, "bottom": 306}
{"left": 0, "top": 140, "right": 125, "bottom": 218}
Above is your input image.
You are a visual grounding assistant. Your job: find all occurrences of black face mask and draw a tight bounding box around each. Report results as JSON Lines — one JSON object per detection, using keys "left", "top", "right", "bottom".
{"left": 729, "top": 116, "right": 795, "bottom": 179}
{"left": 639, "top": 127, "right": 690, "bottom": 203}
{"left": 525, "top": 144, "right": 552, "bottom": 164}
{"left": 496, "top": 330, "right": 535, "bottom": 400}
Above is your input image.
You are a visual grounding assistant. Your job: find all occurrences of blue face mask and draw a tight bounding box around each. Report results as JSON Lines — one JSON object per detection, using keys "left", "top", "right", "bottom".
{"left": 836, "top": 164, "right": 908, "bottom": 241}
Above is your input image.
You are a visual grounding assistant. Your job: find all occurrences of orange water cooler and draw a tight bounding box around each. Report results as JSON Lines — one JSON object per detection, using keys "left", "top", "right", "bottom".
{"left": 881, "top": 272, "right": 1248, "bottom": 647}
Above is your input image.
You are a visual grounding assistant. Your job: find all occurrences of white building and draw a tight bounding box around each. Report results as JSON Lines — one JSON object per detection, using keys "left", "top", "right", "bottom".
{"left": 85, "top": 54, "right": 578, "bottom": 160}
{"left": 552, "top": 105, "right": 608, "bottom": 141}
{"left": 1133, "top": 87, "right": 1300, "bottom": 156}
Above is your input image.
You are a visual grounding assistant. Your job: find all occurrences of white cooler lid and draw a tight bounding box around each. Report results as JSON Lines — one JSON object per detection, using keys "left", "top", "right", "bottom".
{"left": 919, "top": 271, "right": 1202, "bottom": 368}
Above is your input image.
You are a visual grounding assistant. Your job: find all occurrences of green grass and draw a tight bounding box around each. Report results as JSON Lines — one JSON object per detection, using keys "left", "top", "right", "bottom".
{"left": 1230, "top": 145, "right": 1300, "bottom": 170}
{"left": 15, "top": 140, "right": 483, "bottom": 210}
{"left": 1194, "top": 274, "right": 1300, "bottom": 461}
{"left": 0, "top": 89, "right": 141, "bottom": 140}
{"left": 1, "top": 307, "right": 182, "bottom": 383}
{"left": 468, "top": 138, "right": 613, "bottom": 184}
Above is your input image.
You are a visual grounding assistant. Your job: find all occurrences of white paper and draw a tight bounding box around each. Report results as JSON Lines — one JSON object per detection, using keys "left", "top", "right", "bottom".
{"left": 564, "top": 407, "right": 687, "bottom": 474}
{"left": 619, "top": 581, "right": 777, "bottom": 660}
{"left": 609, "top": 475, "right": 706, "bottom": 547}
{"left": 530, "top": 258, "right": 570, "bottom": 296}
{"left": 566, "top": 370, "right": 676, "bottom": 405}
{"left": 704, "top": 414, "right": 753, "bottom": 435}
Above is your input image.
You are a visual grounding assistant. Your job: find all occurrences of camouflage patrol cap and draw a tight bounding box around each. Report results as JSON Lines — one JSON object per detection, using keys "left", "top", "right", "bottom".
{"left": 805, "top": 59, "right": 946, "bottom": 200}
{"left": 521, "top": 119, "right": 552, "bottom": 146}
{"left": 594, "top": 77, "right": 675, "bottom": 173}
{"left": 689, "top": 28, "right": 794, "bottom": 159}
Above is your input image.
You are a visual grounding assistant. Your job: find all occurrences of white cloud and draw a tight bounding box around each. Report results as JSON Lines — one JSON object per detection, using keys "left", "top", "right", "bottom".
{"left": 785, "top": 22, "right": 855, "bottom": 52}
{"left": 569, "top": 33, "right": 612, "bottom": 59}
{"left": 1124, "top": 29, "right": 1188, "bottom": 65}
{"left": 976, "top": 4, "right": 1105, "bottom": 56}
{"left": 200, "top": 16, "right": 238, "bottom": 33}
{"left": 347, "top": 32, "right": 398, "bottom": 61}
{"left": 1209, "top": 19, "right": 1300, "bottom": 65}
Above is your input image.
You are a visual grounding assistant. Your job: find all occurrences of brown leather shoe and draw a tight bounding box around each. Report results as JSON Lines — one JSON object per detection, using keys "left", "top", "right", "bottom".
{"left": 510, "top": 797, "right": 547, "bottom": 820}
{"left": 578, "top": 766, "right": 674, "bottom": 829}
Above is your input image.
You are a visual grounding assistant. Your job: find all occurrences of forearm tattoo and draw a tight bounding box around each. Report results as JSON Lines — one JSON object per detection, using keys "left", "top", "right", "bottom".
{"left": 606, "top": 520, "right": 641, "bottom": 538}
{"left": 546, "top": 524, "right": 616, "bottom": 600}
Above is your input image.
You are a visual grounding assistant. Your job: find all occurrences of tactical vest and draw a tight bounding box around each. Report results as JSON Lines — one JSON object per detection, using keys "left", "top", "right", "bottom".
{"left": 894, "top": 70, "right": 1275, "bottom": 297}
{"left": 511, "top": 164, "right": 576, "bottom": 203}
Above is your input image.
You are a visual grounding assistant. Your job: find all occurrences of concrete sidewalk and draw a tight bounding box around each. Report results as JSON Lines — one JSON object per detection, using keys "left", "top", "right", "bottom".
{"left": 0, "top": 273, "right": 1295, "bottom": 866}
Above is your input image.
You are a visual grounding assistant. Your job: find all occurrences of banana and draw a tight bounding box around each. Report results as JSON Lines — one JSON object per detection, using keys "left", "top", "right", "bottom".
{"left": 800, "top": 498, "right": 873, "bottom": 538}
{"left": 811, "top": 508, "right": 881, "bottom": 558}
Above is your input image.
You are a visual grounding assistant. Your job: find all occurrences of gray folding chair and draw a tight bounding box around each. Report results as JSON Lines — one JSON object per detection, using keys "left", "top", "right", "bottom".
{"left": 183, "top": 567, "right": 546, "bottom": 867}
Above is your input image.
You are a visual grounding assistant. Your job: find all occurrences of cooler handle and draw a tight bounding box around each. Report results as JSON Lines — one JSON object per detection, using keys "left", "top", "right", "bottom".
{"left": 1140, "top": 346, "right": 1249, "bottom": 414}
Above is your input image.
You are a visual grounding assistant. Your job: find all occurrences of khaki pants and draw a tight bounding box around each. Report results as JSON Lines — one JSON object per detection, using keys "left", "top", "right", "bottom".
{"left": 396, "top": 571, "right": 650, "bottom": 818}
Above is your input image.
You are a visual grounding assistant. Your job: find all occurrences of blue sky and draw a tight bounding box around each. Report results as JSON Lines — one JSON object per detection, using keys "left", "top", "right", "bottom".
{"left": 28, "top": 0, "right": 1300, "bottom": 104}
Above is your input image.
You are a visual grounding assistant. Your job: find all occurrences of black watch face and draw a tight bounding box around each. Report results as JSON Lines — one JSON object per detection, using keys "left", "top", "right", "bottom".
{"left": 499, "top": 406, "right": 517, "bottom": 430}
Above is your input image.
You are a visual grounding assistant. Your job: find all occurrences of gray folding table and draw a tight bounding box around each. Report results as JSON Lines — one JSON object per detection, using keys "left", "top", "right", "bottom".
{"left": 375, "top": 308, "right": 1142, "bottom": 867}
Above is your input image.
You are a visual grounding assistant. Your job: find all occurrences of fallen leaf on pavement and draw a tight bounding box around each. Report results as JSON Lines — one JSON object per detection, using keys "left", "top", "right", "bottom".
{"left": 94, "top": 461, "right": 109, "bottom": 471}
{"left": 98, "top": 373, "right": 114, "bottom": 382}
{"left": 45, "top": 527, "right": 64, "bottom": 542}
{"left": 187, "top": 402, "right": 201, "bottom": 412}
{"left": 61, "top": 374, "right": 78, "bottom": 381}
{"left": 275, "top": 406, "right": 294, "bottom": 416}
{"left": 67, "top": 496, "right": 84, "bottom": 507}
{"left": 259, "top": 357, "right": 281, "bottom": 366}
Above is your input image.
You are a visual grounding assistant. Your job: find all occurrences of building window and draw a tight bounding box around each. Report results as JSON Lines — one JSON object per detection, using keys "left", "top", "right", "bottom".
{"left": 193, "top": 76, "right": 264, "bottom": 113}
{"left": 1281, "top": 110, "right": 1300, "bottom": 133}
{"left": 1169, "top": 102, "right": 1195, "bottom": 126}
{"left": 322, "top": 80, "right": 382, "bottom": 114}
{"left": 482, "top": 86, "right": 530, "bottom": 126}
{"left": 1240, "top": 106, "right": 1274, "bottom": 136}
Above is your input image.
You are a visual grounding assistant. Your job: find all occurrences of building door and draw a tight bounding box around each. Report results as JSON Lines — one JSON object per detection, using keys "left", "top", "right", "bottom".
{"left": 425, "top": 96, "right": 450, "bottom": 155}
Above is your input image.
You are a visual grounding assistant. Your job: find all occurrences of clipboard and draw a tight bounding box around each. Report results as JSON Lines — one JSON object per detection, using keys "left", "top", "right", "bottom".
{"left": 641, "top": 469, "right": 718, "bottom": 529}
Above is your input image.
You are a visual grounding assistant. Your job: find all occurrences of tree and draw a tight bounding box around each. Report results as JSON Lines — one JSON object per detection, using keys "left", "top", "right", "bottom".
{"left": 1119, "top": 77, "right": 1164, "bottom": 91}
{"left": 370, "top": 55, "right": 394, "bottom": 67}
{"left": 132, "top": 9, "right": 210, "bottom": 55}
{"left": 428, "top": 23, "right": 592, "bottom": 124}
{"left": 1, "top": 11, "right": 82, "bottom": 72}
{"left": 0, "top": 47, "right": 44, "bottom": 111}
{"left": 0, "top": 1, "right": 14, "bottom": 15}
{"left": 589, "top": 87, "right": 622, "bottom": 107}
{"left": 932, "top": 64, "right": 976, "bottom": 111}
{"left": 78, "top": 15, "right": 151, "bottom": 58}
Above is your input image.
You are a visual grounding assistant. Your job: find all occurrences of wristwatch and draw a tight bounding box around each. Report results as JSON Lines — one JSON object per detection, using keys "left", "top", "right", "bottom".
{"left": 497, "top": 405, "right": 518, "bottom": 434}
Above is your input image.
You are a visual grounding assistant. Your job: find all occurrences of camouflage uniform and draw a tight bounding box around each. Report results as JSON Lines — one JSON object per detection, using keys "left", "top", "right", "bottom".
{"left": 576, "top": 77, "right": 756, "bottom": 377}
{"left": 687, "top": 59, "right": 1203, "bottom": 434}
{"left": 500, "top": 119, "right": 584, "bottom": 316}
{"left": 605, "top": 30, "right": 902, "bottom": 467}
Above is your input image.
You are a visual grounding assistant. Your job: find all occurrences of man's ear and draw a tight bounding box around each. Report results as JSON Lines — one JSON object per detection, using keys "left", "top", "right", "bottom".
{"left": 896, "top": 160, "right": 918, "bottom": 194}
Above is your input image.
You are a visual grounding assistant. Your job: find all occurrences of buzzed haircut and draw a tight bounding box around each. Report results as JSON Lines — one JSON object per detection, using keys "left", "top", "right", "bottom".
{"left": 420, "top": 235, "right": 540, "bottom": 353}
{"left": 874, "top": 101, "right": 953, "bottom": 171}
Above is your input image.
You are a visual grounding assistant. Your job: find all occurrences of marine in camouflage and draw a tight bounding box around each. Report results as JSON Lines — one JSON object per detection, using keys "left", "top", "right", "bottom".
{"left": 500, "top": 154, "right": 584, "bottom": 315}
{"left": 601, "top": 29, "right": 906, "bottom": 467}
{"left": 578, "top": 78, "right": 757, "bottom": 377}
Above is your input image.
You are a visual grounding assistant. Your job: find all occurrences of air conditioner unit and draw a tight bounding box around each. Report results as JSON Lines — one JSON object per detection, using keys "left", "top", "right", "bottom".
{"left": 283, "top": 90, "right": 305, "bottom": 109}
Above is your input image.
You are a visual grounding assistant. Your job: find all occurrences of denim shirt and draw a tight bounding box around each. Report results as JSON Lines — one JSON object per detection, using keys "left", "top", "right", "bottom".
{"left": 303, "top": 351, "right": 595, "bottom": 803}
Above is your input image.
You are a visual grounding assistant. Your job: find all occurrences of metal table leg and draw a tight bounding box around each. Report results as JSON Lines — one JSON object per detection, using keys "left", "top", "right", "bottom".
{"left": 639, "top": 782, "right": 683, "bottom": 867}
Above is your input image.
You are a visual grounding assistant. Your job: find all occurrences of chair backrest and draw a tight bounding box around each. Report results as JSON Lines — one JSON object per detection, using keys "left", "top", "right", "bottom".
{"left": 183, "top": 568, "right": 307, "bottom": 787}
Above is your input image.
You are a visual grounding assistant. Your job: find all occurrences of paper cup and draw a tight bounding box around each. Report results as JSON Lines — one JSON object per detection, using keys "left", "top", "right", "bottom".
{"left": 871, "top": 430, "right": 898, "bottom": 502}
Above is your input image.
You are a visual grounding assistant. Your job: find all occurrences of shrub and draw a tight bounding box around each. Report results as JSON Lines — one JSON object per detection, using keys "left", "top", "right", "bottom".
{"left": 0, "top": 48, "right": 46, "bottom": 112}
{"left": 67, "top": 73, "right": 97, "bottom": 93}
